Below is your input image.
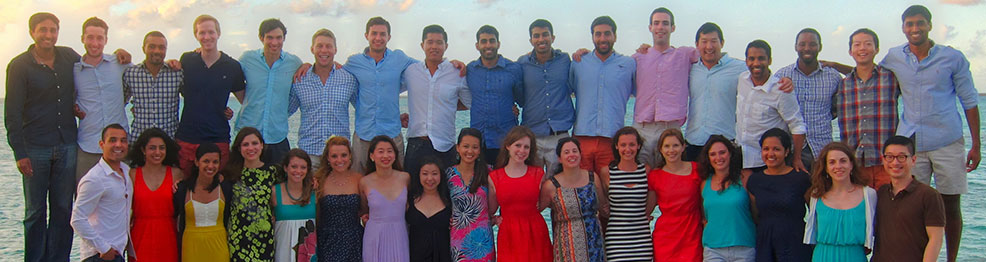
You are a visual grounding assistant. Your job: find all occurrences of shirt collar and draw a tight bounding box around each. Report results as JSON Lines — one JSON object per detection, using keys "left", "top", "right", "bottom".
{"left": 78, "top": 53, "right": 116, "bottom": 68}
{"left": 362, "top": 47, "right": 391, "bottom": 61}
{"left": 744, "top": 72, "right": 779, "bottom": 92}
{"left": 848, "top": 64, "right": 883, "bottom": 81}
{"left": 94, "top": 157, "right": 127, "bottom": 179}
{"left": 527, "top": 48, "right": 564, "bottom": 64}
{"left": 901, "top": 40, "right": 939, "bottom": 60}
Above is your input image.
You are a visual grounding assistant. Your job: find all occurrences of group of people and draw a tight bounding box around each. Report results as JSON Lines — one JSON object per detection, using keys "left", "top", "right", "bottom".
{"left": 5, "top": 3, "right": 979, "bottom": 262}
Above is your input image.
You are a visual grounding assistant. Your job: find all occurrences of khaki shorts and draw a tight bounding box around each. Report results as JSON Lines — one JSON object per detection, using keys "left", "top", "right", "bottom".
{"left": 911, "top": 138, "right": 967, "bottom": 195}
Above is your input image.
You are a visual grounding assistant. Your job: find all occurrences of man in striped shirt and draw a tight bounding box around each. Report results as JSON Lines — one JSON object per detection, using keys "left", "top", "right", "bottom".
{"left": 123, "top": 31, "right": 182, "bottom": 142}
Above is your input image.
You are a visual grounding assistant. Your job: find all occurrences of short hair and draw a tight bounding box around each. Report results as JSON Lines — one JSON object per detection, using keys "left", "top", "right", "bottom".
{"left": 259, "top": 18, "right": 287, "bottom": 38}
{"left": 901, "top": 5, "right": 932, "bottom": 23}
{"left": 883, "top": 135, "right": 915, "bottom": 155}
{"left": 650, "top": 7, "right": 675, "bottom": 26}
{"left": 142, "top": 31, "right": 166, "bottom": 47}
{"left": 193, "top": 14, "right": 221, "bottom": 35}
{"left": 529, "top": 19, "right": 553, "bottom": 37}
{"left": 82, "top": 17, "right": 108, "bottom": 35}
{"left": 29, "top": 12, "right": 59, "bottom": 32}
{"left": 475, "top": 25, "right": 499, "bottom": 42}
{"left": 311, "top": 28, "right": 337, "bottom": 45}
{"left": 590, "top": 16, "right": 617, "bottom": 34}
{"left": 695, "top": 22, "right": 724, "bottom": 44}
{"left": 796, "top": 28, "right": 821, "bottom": 45}
{"left": 365, "top": 16, "right": 391, "bottom": 35}
{"left": 849, "top": 28, "right": 880, "bottom": 49}
{"left": 759, "top": 128, "right": 793, "bottom": 152}
{"left": 421, "top": 24, "right": 448, "bottom": 42}
{"left": 745, "top": 39, "right": 772, "bottom": 60}
{"left": 101, "top": 123, "right": 126, "bottom": 141}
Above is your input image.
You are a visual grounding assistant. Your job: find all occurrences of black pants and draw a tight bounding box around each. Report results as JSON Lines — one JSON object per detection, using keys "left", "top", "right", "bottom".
{"left": 261, "top": 138, "right": 291, "bottom": 166}
{"left": 404, "top": 137, "right": 458, "bottom": 176}
{"left": 483, "top": 148, "right": 500, "bottom": 166}
{"left": 684, "top": 143, "right": 704, "bottom": 162}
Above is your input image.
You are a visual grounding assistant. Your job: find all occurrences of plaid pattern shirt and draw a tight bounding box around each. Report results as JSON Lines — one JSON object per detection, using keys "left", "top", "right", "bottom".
{"left": 835, "top": 65, "right": 899, "bottom": 167}
{"left": 123, "top": 63, "right": 182, "bottom": 141}
{"left": 775, "top": 63, "right": 844, "bottom": 157}
{"left": 289, "top": 67, "right": 358, "bottom": 155}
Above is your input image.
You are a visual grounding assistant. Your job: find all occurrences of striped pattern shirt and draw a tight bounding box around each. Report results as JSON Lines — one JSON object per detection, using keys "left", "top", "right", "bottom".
{"left": 775, "top": 63, "right": 844, "bottom": 157}
{"left": 835, "top": 66, "right": 900, "bottom": 167}
{"left": 604, "top": 163, "right": 653, "bottom": 262}
{"left": 123, "top": 63, "right": 183, "bottom": 141}
{"left": 288, "top": 67, "right": 358, "bottom": 155}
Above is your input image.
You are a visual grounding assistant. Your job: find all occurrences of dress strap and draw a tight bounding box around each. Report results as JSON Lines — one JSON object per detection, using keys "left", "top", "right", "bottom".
{"left": 588, "top": 171, "right": 594, "bottom": 183}
{"left": 549, "top": 176, "right": 561, "bottom": 188}
{"left": 275, "top": 183, "right": 283, "bottom": 206}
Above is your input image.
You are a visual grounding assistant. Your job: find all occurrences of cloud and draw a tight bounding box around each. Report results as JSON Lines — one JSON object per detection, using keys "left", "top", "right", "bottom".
{"left": 940, "top": 0, "right": 984, "bottom": 6}
{"left": 943, "top": 25, "right": 959, "bottom": 42}
{"left": 831, "top": 25, "right": 845, "bottom": 36}
{"left": 286, "top": 0, "right": 417, "bottom": 16}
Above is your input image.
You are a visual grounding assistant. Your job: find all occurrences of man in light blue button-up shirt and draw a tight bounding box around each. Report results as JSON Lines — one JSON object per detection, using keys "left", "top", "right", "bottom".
{"left": 518, "top": 19, "right": 575, "bottom": 171}
{"left": 236, "top": 18, "right": 303, "bottom": 164}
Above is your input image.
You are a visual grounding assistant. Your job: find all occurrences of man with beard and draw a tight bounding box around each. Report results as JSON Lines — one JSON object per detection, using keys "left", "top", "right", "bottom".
{"left": 466, "top": 25, "right": 524, "bottom": 164}
{"left": 518, "top": 19, "right": 575, "bottom": 171}
{"left": 570, "top": 16, "right": 635, "bottom": 178}
{"left": 774, "top": 28, "right": 843, "bottom": 171}
{"left": 71, "top": 124, "right": 133, "bottom": 262}
{"left": 735, "top": 40, "right": 806, "bottom": 173}
{"left": 123, "top": 31, "right": 183, "bottom": 142}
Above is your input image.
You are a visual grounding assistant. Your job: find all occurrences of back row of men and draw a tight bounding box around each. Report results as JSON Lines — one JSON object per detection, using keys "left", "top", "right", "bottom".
{"left": 5, "top": 4, "right": 979, "bottom": 262}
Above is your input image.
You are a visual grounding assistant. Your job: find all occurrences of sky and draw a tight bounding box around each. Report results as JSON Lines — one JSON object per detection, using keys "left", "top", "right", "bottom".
{"left": 1, "top": 0, "right": 986, "bottom": 96}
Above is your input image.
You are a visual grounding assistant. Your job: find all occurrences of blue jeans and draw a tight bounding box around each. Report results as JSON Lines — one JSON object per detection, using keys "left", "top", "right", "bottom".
{"left": 22, "top": 143, "right": 77, "bottom": 262}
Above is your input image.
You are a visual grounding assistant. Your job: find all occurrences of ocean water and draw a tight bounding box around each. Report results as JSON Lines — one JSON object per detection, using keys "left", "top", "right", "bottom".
{"left": 0, "top": 97, "right": 983, "bottom": 261}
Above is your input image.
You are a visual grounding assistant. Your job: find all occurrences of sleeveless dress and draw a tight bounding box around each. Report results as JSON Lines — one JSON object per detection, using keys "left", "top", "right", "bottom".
{"left": 812, "top": 200, "right": 866, "bottom": 262}
{"left": 131, "top": 167, "right": 179, "bottom": 262}
{"left": 407, "top": 204, "right": 453, "bottom": 262}
{"left": 183, "top": 198, "right": 230, "bottom": 262}
{"left": 317, "top": 194, "right": 362, "bottom": 262}
{"left": 362, "top": 188, "right": 410, "bottom": 262}
{"left": 229, "top": 164, "right": 278, "bottom": 261}
{"left": 548, "top": 172, "right": 604, "bottom": 262}
{"left": 746, "top": 169, "right": 812, "bottom": 262}
{"left": 447, "top": 166, "right": 495, "bottom": 262}
{"left": 647, "top": 162, "right": 703, "bottom": 262}
{"left": 489, "top": 166, "right": 552, "bottom": 262}
{"left": 273, "top": 185, "right": 317, "bottom": 262}
{"left": 604, "top": 164, "right": 653, "bottom": 262}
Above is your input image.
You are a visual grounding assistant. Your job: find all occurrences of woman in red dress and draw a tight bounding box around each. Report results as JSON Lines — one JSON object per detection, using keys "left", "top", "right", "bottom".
{"left": 127, "top": 128, "right": 181, "bottom": 262}
{"left": 647, "top": 128, "right": 703, "bottom": 262}
{"left": 488, "top": 126, "right": 552, "bottom": 262}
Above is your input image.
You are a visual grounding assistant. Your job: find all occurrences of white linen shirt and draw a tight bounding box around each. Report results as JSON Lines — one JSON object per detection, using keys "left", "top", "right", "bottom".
{"left": 735, "top": 71, "right": 807, "bottom": 168}
{"left": 70, "top": 157, "right": 133, "bottom": 257}
{"left": 404, "top": 59, "right": 471, "bottom": 152}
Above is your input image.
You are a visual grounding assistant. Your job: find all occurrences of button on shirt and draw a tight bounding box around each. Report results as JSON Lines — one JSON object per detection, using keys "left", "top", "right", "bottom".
{"left": 123, "top": 63, "right": 183, "bottom": 142}
{"left": 466, "top": 56, "right": 524, "bottom": 149}
{"left": 71, "top": 158, "right": 133, "bottom": 257}
{"left": 4, "top": 45, "right": 80, "bottom": 160}
{"left": 775, "top": 63, "right": 843, "bottom": 157}
{"left": 344, "top": 48, "right": 417, "bottom": 141}
{"left": 632, "top": 46, "right": 698, "bottom": 123}
{"left": 736, "top": 72, "right": 807, "bottom": 168}
{"left": 880, "top": 43, "right": 979, "bottom": 152}
{"left": 175, "top": 51, "right": 246, "bottom": 144}
{"left": 835, "top": 66, "right": 900, "bottom": 167}
{"left": 685, "top": 54, "right": 748, "bottom": 145}
{"left": 75, "top": 54, "right": 129, "bottom": 153}
{"left": 571, "top": 52, "right": 636, "bottom": 137}
{"left": 289, "top": 66, "right": 358, "bottom": 155}
{"left": 405, "top": 60, "right": 472, "bottom": 152}
{"left": 518, "top": 49, "right": 575, "bottom": 137}
{"left": 236, "top": 49, "right": 303, "bottom": 144}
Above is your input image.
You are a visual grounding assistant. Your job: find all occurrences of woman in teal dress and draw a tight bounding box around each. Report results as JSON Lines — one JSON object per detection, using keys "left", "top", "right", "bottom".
{"left": 803, "top": 142, "right": 877, "bottom": 262}
{"left": 224, "top": 127, "right": 278, "bottom": 261}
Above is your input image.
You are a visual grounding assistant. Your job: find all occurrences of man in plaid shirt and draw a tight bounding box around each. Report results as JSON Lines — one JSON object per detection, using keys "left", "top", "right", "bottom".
{"left": 123, "top": 31, "right": 182, "bottom": 142}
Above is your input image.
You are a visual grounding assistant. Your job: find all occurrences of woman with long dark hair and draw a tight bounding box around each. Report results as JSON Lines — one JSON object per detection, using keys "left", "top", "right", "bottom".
{"left": 803, "top": 142, "right": 876, "bottom": 262}
{"left": 315, "top": 136, "right": 363, "bottom": 262}
{"left": 447, "top": 128, "right": 495, "bottom": 261}
{"left": 600, "top": 126, "right": 654, "bottom": 261}
{"left": 488, "top": 126, "right": 552, "bottom": 262}
{"left": 407, "top": 156, "right": 453, "bottom": 262}
{"left": 538, "top": 137, "right": 607, "bottom": 262}
{"left": 746, "top": 128, "right": 812, "bottom": 262}
{"left": 128, "top": 128, "right": 182, "bottom": 262}
{"left": 697, "top": 135, "right": 756, "bottom": 261}
{"left": 174, "top": 143, "right": 232, "bottom": 261}
{"left": 359, "top": 135, "right": 410, "bottom": 261}
{"left": 647, "top": 128, "right": 703, "bottom": 262}
{"left": 272, "top": 149, "right": 317, "bottom": 262}
{"left": 225, "top": 127, "right": 278, "bottom": 261}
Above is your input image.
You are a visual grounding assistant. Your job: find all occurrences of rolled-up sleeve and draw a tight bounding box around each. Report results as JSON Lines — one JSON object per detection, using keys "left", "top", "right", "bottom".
{"left": 779, "top": 91, "right": 808, "bottom": 135}
{"left": 953, "top": 52, "right": 978, "bottom": 110}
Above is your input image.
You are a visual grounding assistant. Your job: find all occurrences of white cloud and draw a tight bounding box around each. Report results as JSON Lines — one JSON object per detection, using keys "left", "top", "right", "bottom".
{"left": 940, "top": 0, "right": 984, "bottom": 6}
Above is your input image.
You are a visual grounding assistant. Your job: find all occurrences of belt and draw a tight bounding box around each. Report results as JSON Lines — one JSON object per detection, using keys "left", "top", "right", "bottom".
{"left": 549, "top": 130, "right": 568, "bottom": 136}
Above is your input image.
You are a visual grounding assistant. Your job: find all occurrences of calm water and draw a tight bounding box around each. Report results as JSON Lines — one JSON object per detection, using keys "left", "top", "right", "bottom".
{"left": 1, "top": 97, "right": 983, "bottom": 261}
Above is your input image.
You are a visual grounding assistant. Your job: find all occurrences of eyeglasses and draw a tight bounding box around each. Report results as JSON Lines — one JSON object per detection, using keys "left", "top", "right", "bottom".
{"left": 882, "top": 154, "right": 911, "bottom": 163}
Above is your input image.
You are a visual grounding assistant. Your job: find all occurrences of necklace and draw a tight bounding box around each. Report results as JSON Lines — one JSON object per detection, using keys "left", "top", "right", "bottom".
{"left": 329, "top": 173, "right": 349, "bottom": 187}
{"left": 285, "top": 184, "right": 305, "bottom": 202}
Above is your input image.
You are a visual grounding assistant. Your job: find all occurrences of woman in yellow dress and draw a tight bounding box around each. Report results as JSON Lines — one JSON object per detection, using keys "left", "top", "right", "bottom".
{"left": 174, "top": 143, "right": 233, "bottom": 261}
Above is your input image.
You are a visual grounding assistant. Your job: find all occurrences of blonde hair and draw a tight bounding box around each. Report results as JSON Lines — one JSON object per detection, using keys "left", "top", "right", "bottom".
{"left": 311, "top": 28, "right": 337, "bottom": 46}
{"left": 193, "top": 14, "right": 221, "bottom": 35}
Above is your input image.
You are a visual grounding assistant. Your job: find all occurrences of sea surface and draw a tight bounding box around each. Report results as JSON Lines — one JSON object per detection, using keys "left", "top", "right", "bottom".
{"left": 0, "top": 97, "right": 983, "bottom": 261}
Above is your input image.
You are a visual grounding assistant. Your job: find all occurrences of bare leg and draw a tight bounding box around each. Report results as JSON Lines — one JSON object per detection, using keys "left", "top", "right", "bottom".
{"left": 941, "top": 194, "right": 962, "bottom": 262}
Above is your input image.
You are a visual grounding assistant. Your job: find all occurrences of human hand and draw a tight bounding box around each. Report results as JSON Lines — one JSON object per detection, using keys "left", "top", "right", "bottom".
{"left": 17, "top": 158, "right": 33, "bottom": 177}
{"left": 778, "top": 77, "right": 794, "bottom": 93}
{"left": 113, "top": 49, "right": 132, "bottom": 64}
{"left": 571, "top": 48, "right": 590, "bottom": 62}
{"left": 224, "top": 107, "right": 234, "bottom": 120}
{"left": 74, "top": 104, "right": 86, "bottom": 119}
{"left": 400, "top": 113, "right": 409, "bottom": 128}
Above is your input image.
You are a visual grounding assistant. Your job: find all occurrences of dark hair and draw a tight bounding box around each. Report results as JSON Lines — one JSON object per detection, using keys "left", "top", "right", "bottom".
{"left": 796, "top": 28, "right": 821, "bottom": 46}
{"left": 807, "top": 142, "right": 868, "bottom": 199}
{"left": 101, "top": 123, "right": 126, "bottom": 141}
{"left": 280, "top": 148, "right": 314, "bottom": 206}
{"left": 695, "top": 22, "right": 723, "bottom": 44}
{"left": 650, "top": 7, "right": 674, "bottom": 26}
{"left": 901, "top": 5, "right": 932, "bottom": 23}
{"left": 745, "top": 39, "right": 772, "bottom": 60}
{"left": 759, "top": 127, "right": 793, "bottom": 164}
{"left": 552, "top": 137, "right": 582, "bottom": 175}
{"left": 29, "top": 12, "right": 59, "bottom": 32}
{"left": 529, "top": 19, "right": 553, "bottom": 37}
{"left": 315, "top": 136, "right": 352, "bottom": 191}
{"left": 609, "top": 126, "right": 644, "bottom": 168}
{"left": 142, "top": 31, "right": 166, "bottom": 47}
{"left": 496, "top": 126, "right": 539, "bottom": 169}
{"left": 365, "top": 16, "right": 391, "bottom": 35}
{"left": 127, "top": 128, "right": 180, "bottom": 167}
{"left": 475, "top": 25, "right": 499, "bottom": 42}
{"left": 187, "top": 143, "right": 222, "bottom": 192}
{"left": 883, "top": 135, "right": 915, "bottom": 155}
{"left": 849, "top": 28, "right": 880, "bottom": 49}
{"left": 654, "top": 128, "right": 686, "bottom": 169}
{"left": 365, "top": 135, "right": 402, "bottom": 175}
{"left": 408, "top": 155, "right": 451, "bottom": 207}
{"left": 259, "top": 18, "right": 287, "bottom": 38}
{"left": 224, "top": 127, "right": 265, "bottom": 183}
{"left": 421, "top": 24, "right": 448, "bottom": 42}
{"left": 590, "top": 16, "right": 617, "bottom": 34}
{"left": 698, "top": 135, "right": 743, "bottom": 192}
{"left": 455, "top": 128, "right": 489, "bottom": 193}
{"left": 82, "top": 16, "right": 108, "bottom": 35}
